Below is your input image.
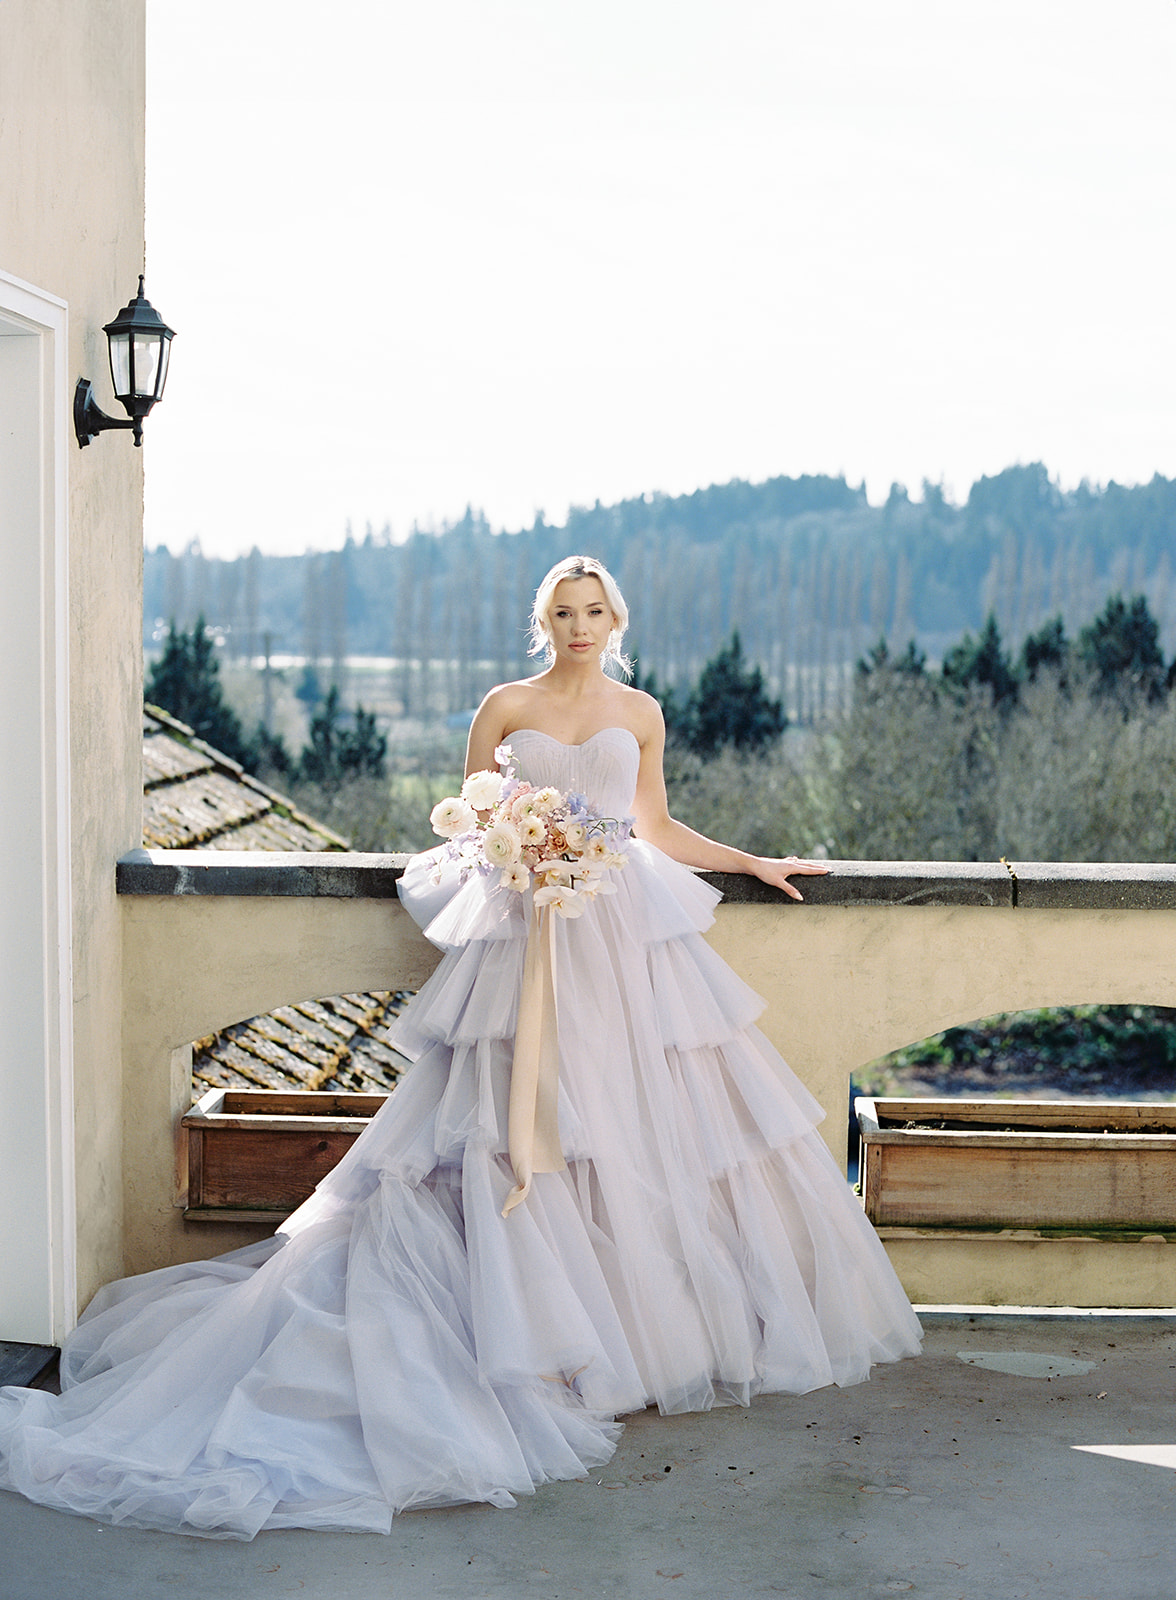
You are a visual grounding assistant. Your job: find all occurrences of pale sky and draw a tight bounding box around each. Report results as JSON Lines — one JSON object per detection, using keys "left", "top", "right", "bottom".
{"left": 144, "top": 0, "right": 1176, "bottom": 558}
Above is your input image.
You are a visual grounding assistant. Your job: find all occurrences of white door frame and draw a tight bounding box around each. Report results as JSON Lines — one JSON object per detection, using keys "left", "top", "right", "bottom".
{"left": 0, "top": 267, "right": 75, "bottom": 1344}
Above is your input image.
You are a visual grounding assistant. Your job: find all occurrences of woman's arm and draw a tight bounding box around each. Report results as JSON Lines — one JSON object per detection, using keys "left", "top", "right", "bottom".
{"left": 631, "top": 705, "right": 827, "bottom": 903}
{"left": 464, "top": 687, "right": 514, "bottom": 778}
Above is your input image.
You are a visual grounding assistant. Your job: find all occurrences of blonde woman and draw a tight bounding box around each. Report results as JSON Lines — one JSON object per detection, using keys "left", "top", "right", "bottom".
{"left": 0, "top": 556, "right": 919, "bottom": 1539}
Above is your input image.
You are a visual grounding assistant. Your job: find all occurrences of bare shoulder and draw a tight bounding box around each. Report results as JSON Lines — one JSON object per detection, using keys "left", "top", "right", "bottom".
{"left": 474, "top": 679, "right": 538, "bottom": 725}
{"left": 613, "top": 684, "right": 665, "bottom": 745}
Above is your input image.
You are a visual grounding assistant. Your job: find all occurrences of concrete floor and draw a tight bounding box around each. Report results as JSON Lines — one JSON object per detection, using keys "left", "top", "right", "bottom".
{"left": 3, "top": 1311, "right": 1176, "bottom": 1600}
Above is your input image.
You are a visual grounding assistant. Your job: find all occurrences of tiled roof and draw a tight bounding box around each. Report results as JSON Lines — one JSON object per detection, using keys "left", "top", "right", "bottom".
{"left": 191, "top": 992, "right": 409, "bottom": 1099}
{"left": 143, "top": 706, "right": 350, "bottom": 851}
{"left": 142, "top": 705, "right": 410, "bottom": 1099}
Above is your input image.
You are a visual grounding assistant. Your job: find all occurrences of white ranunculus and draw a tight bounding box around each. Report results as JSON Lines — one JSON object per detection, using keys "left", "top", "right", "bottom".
{"left": 461, "top": 769, "right": 505, "bottom": 811}
{"left": 482, "top": 820, "right": 522, "bottom": 865}
{"left": 499, "top": 862, "right": 530, "bottom": 893}
{"left": 429, "top": 795, "right": 477, "bottom": 839}
{"left": 530, "top": 787, "right": 561, "bottom": 816}
{"left": 562, "top": 820, "right": 588, "bottom": 851}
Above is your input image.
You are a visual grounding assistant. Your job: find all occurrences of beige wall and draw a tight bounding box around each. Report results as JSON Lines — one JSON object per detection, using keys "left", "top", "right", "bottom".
{"left": 1, "top": 0, "right": 147, "bottom": 1315}
{"left": 705, "top": 902, "right": 1176, "bottom": 1149}
{"left": 120, "top": 895, "right": 441, "bottom": 1272}
{"left": 121, "top": 888, "right": 1176, "bottom": 1305}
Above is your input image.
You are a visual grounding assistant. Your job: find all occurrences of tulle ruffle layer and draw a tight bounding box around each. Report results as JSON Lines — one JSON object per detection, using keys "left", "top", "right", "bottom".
{"left": 0, "top": 1123, "right": 918, "bottom": 1540}
{"left": 0, "top": 810, "right": 921, "bottom": 1540}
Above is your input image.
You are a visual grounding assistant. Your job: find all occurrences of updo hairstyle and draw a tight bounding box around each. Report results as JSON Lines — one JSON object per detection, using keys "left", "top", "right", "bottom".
{"left": 528, "top": 555, "right": 632, "bottom": 678}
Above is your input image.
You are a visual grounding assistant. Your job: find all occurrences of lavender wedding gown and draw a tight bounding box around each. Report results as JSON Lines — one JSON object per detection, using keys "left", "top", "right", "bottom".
{"left": 0, "top": 728, "right": 920, "bottom": 1539}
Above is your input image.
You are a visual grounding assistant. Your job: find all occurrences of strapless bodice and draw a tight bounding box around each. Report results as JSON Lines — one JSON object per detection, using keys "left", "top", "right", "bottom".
{"left": 505, "top": 727, "right": 639, "bottom": 817}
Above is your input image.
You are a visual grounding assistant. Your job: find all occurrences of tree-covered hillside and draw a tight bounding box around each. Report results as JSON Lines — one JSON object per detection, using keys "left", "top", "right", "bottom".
{"left": 144, "top": 463, "right": 1176, "bottom": 723}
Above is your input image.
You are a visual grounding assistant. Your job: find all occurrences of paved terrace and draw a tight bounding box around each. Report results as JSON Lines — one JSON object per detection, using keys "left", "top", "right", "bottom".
{"left": 4, "top": 1311, "right": 1176, "bottom": 1600}
{"left": 6, "top": 858, "right": 1176, "bottom": 1593}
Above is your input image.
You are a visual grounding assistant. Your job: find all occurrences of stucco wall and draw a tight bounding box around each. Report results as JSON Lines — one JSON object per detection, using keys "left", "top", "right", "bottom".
{"left": 119, "top": 859, "right": 1176, "bottom": 1305}
{"left": 0, "top": 0, "right": 147, "bottom": 1312}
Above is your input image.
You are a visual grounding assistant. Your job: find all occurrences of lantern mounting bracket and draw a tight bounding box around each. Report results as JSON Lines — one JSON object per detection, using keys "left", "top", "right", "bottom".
{"left": 74, "top": 379, "right": 142, "bottom": 448}
{"left": 73, "top": 276, "right": 175, "bottom": 449}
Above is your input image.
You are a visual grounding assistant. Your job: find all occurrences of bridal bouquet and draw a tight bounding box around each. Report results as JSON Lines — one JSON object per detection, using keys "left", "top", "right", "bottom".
{"left": 429, "top": 743, "right": 631, "bottom": 916}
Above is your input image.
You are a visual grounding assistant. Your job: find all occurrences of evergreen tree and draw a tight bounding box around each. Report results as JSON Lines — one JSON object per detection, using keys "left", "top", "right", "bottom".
{"left": 942, "top": 613, "right": 1019, "bottom": 709}
{"left": 857, "top": 636, "right": 927, "bottom": 678}
{"left": 1078, "top": 593, "right": 1168, "bottom": 700}
{"left": 682, "top": 633, "right": 786, "bottom": 757}
{"left": 299, "top": 686, "right": 388, "bottom": 786}
{"left": 343, "top": 705, "right": 388, "bottom": 779}
{"left": 146, "top": 617, "right": 250, "bottom": 765}
{"left": 1019, "top": 615, "right": 1069, "bottom": 683}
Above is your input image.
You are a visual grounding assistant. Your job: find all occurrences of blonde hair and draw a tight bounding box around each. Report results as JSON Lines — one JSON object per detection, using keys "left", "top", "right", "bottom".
{"left": 528, "top": 555, "right": 632, "bottom": 677}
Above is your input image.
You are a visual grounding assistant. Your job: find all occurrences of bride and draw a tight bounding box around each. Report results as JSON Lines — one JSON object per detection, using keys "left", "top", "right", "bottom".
{"left": 0, "top": 555, "right": 920, "bottom": 1540}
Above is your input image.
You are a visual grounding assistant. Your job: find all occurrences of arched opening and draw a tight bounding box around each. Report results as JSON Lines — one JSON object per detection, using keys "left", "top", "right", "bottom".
{"left": 848, "top": 1002, "right": 1176, "bottom": 1182}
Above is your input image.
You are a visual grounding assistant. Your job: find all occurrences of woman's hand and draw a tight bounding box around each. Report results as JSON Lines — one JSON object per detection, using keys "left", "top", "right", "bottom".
{"left": 750, "top": 855, "right": 830, "bottom": 902}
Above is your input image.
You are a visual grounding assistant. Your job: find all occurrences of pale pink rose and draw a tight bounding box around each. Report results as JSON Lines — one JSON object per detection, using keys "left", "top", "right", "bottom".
{"left": 430, "top": 795, "right": 477, "bottom": 838}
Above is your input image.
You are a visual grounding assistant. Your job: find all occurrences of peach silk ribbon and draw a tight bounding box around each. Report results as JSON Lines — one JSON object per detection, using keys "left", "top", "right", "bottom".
{"left": 502, "top": 899, "right": 566, "bottom": 1216}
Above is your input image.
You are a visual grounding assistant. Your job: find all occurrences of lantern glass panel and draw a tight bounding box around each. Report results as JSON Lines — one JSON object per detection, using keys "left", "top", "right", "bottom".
{"left": 108, "top": 332, "right": 131, "bottom": 398}
{"left": 155, "top": 338, "right": 171, "bottom": 399}
{"left": 131, "top": 335, "right": 162, "bottom": 398}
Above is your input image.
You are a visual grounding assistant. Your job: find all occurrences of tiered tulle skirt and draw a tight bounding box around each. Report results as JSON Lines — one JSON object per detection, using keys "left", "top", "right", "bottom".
{"left": 0, "top": 841, "right": 920, "bottom": 1539}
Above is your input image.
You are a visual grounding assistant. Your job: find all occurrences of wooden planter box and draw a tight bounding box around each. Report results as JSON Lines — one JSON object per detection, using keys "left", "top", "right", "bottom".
{"left": 181, "top": 1088, "right": 387, "bottom": 1220}
{"left": 856, "top": 1097, "right": 1176, "bottom": 1232}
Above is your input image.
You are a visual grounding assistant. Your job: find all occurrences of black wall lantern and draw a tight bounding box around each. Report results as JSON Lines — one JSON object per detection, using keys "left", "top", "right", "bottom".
{"left": 74, "top": 276, "right": 175, "bottom": 448}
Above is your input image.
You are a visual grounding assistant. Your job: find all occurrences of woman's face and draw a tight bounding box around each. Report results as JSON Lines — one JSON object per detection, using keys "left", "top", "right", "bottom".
{"left": 546, "top": 576, "right": 616, "bottom": 666}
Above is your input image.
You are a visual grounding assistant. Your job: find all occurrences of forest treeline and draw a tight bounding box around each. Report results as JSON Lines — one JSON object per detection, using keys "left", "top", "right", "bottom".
{"left": 145, "top": 463, "right": 1176, "bottom": 724}
{"left": 664, "top": 591, "right": 1176, "bottom": 865}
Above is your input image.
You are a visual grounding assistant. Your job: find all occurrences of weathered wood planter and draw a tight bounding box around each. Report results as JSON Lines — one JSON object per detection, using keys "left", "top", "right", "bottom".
{"left": 856, "top": 1097, "right": 1176, "bottom": 1232}
{"left": 182, "top": 1088, "right": 387, "bottom": 1220}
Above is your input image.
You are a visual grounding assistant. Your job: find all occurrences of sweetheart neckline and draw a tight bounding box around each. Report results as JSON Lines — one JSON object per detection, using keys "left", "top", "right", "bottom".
{"left": 506, "top": 727, "right": 640, "bottom": 752}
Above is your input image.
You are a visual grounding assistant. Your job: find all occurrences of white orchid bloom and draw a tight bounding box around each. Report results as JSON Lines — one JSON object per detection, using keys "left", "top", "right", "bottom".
{"left": 499, "top": 862, "right": 530, "bottom": 893}
{"left": 534, "top": 859, "right": 574, "bottom": 886}
{"left": 575, "top": 871, "right": 618, "bottom": 901}
{"left": 533, "top": 882, "right": 586, "bottom": 918}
